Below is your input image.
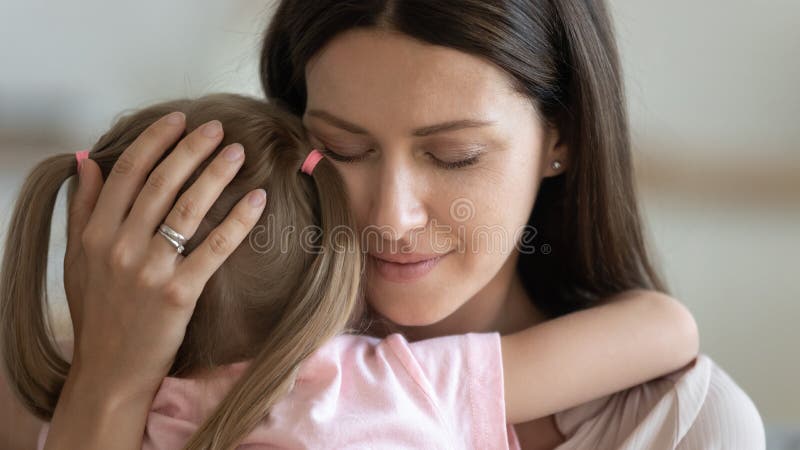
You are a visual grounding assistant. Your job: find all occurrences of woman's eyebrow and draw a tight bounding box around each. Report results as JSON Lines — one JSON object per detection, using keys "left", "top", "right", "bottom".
{"left": 305, "top": 109, "right": 496, "bottom": 137}
{"left": 306, "top": 109, "right": 369, "bottom": 134}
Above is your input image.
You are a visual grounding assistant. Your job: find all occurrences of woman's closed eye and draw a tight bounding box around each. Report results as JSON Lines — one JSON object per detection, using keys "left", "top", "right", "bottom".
{"left": 317, "top": 145, "right": 372, "bottom": 163}
{"left": 318, "top": 144, "right": 483, "bottom": 170}
{"left": 426, "top": 152, "right": 481, "bottom": 169}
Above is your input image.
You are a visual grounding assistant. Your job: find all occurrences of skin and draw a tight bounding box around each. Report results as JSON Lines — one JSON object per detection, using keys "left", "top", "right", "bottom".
{"left": 303, "top": 28, "right": 569, "bottom": 447}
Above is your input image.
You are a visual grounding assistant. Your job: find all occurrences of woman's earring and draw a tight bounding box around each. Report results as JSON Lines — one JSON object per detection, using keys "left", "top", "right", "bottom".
{"left": 551, "top": 160, "right": 562, "bottom": 171}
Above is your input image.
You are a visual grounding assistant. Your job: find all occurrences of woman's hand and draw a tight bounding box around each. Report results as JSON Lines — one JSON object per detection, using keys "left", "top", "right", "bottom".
{"left": 48, "top": 112, "right": 267, "bottom": 450}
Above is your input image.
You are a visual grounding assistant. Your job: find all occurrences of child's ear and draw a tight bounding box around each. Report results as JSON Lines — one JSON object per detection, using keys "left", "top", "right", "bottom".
{"left": 542, "top": 124, "right": 569, "bottom": 178}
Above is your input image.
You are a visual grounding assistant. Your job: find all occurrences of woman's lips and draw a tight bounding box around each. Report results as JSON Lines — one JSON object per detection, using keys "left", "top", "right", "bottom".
{"left": 369, "top": 252, "right": 449, "bottom": 283}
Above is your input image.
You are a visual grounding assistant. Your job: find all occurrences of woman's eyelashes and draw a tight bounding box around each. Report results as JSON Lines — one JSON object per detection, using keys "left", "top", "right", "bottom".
{"left": 317, "top": 144, "right": 482, "bottom": 170}
{"left": 317, "top": 145, "right": 370, "bottom": 163}
{"left": 430, "top": 153, "right": 481, "bottom": 169}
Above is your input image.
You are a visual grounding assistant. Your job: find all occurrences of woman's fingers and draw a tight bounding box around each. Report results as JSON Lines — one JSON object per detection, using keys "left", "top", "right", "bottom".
{"left": 64, "top": 158, "right": 104, "bottom": 343}
{"left": 91, "top": 112, "right": 186, "bottom": 232}
{"left": 65, "top": 158, "right": 103, "bottom": 271}
{"left": 149, "top": 142, "right": 246, "bottom": 261}
{"left": 125, "top": 120, "right": 226, "bottom": 243}
{"left": 176, "top": 189, "right": 267, "bottom": 301}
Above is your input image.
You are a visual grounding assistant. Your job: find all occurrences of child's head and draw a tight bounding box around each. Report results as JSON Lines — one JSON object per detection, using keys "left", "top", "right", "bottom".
{"left": 1, "top": 93, "right": 366, "bottom": 449}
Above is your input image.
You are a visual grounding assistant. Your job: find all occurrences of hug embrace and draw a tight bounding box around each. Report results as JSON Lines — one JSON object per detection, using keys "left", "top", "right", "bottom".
{"left": 1, "top": 1, "right": 765, "bottom": 449}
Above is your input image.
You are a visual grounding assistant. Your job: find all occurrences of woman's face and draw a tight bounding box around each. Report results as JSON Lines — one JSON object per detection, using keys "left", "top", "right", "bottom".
{"left": 303, "top": 29, "right": 565, "bottom": 327}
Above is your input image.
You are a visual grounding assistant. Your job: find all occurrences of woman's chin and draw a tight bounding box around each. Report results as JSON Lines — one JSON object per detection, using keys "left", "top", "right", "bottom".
{"left": 367, "top": 292, "right": 464, "bottom": 329}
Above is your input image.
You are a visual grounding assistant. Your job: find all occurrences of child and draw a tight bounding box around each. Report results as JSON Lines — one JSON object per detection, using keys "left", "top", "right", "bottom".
{"left": 0, "top": 94, "right": 698, "bottom": 449}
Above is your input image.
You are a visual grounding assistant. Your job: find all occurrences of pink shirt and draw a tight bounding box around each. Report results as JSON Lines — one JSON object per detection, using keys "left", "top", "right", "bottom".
{"left": 39, "top": 332, "right": 520, "bottom": 449}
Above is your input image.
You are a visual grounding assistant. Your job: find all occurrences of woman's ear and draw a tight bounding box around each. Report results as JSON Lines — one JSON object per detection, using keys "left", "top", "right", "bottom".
{"left": 542, "top": 124, "right": 570, "bottom": 178}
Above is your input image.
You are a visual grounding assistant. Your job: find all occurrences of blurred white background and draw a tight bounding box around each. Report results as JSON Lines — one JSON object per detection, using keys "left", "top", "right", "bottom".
{"left": 1, "top": 0, "right": 798, "bottom": 446}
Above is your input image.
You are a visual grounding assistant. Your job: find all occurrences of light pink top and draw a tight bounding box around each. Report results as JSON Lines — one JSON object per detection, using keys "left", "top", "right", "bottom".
{"left": 39, "top": 332, "right": 520, "bottom": 449}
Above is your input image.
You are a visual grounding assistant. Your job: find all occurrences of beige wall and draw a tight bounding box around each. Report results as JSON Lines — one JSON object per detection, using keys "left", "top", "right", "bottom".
{"left": 609, "top": 0, "right": 800, "bottom": 426}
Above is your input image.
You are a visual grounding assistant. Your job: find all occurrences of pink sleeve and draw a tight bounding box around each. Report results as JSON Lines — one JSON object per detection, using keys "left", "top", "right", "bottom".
{"left": 37, "top": 422, "right": 48, "bottom": 450}
{"left": 385, "top": 332, "right": 508, "bottom": 448}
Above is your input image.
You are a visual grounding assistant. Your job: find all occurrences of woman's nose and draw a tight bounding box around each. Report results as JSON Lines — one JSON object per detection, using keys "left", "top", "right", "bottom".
{"left": 367, "top": 161, "right": 429, "bottom": 248}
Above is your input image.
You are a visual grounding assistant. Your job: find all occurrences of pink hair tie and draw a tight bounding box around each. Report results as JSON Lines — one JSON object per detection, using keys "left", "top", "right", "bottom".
{"left": 300, "top": 149, "right": 325, "bottom": 175}
{"left": 75, "top": 150, "right": 90, "bottom": 170}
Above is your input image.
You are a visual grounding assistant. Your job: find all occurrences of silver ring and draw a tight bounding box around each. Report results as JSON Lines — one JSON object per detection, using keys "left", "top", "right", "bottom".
{"left": 158, "top": 224, "right": 186, "bottom": 254}
{"left": 159, "top": 223, "right": 187, "bottom": 245}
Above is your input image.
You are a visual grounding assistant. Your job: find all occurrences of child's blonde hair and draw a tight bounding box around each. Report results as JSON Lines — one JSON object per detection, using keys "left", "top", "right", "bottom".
{"left": 1, "top": 93, "right": 373, "bottom": 449}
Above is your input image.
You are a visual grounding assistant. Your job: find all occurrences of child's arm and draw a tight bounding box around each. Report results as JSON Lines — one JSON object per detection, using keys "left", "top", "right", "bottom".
{"left": 501, "top": 290, "right": 699, "bottom": 425}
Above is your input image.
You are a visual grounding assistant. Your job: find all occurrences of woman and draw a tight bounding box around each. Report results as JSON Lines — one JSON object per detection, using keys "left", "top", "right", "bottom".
{"left": 26, "top": 0, "right": 765, "bottom": 449}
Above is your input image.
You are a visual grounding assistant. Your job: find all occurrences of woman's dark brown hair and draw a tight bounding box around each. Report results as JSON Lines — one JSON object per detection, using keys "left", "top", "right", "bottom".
{"left": 1, "top": 93, "right": 366, "bottom": 449}
{"left": 260, "top": 0, "right": 667, "bottom": 318}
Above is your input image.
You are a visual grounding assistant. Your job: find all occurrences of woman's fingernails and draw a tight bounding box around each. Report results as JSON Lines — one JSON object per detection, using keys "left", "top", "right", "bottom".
{"left": 224, "top": 144, "right": 244, "bottom": 161}
{"left": 249, "top": 189, "right": 266, "bottom": 207}
{"left": 202, "top": 120, "right": 222, "bottom": 138}
{"left": 77, "top": 161, "right": 85, "bottom": 184}
{"left": 166, "top": 111, "right": 185, "bottom": 125}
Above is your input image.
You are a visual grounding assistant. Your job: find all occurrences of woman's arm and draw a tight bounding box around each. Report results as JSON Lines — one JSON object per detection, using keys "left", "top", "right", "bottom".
{"left": 0, "top": 370, "right": 44, "bottom": 449}
{"left": 501, "top": 290, "right": 699, "bottom": 425}
{"left": 45, "top": 367, "right": 158, "bottom": 450}
{"left": 42, "top": 114, "right": 266, "bottom": 450}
